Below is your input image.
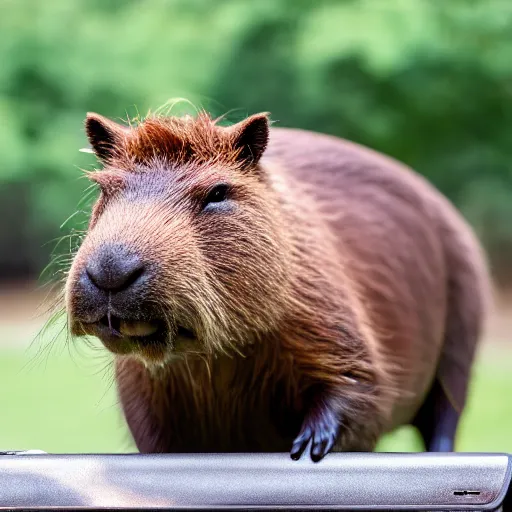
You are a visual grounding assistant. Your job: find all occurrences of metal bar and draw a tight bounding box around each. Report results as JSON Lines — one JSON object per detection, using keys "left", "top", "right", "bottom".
{"left": 0, "top": 452, "right": 510, "bottom": 510}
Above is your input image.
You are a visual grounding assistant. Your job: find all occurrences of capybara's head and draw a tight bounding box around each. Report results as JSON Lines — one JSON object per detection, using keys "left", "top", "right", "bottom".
{"left": 65, "top": 111, "right": 292, "bottom": 363}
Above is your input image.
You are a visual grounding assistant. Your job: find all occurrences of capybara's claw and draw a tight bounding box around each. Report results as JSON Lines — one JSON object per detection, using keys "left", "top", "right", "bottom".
{"left": 290, "top": 426, "right": 312, "bottom": 460}
{"left": 290, "top": 408, "right": 340, "bottom": 462}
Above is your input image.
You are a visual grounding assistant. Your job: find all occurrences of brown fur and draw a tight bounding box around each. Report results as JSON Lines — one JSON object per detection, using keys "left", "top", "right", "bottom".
{"left": 65, "top": 110, "right": 491, "bottom": 455}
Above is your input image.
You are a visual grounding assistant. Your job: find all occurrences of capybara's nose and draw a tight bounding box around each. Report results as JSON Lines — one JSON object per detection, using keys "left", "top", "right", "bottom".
{"left": 85, "top": 244, "right": 145, "bottom": 293}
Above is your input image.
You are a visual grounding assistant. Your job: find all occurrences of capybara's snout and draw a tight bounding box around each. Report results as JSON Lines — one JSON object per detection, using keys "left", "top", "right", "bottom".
{"left": 70, "top": 243, "right": 152, "bottom": 320}
{"left": 85, "top": 243, "right": 146, "bottom": 294}
{"left": 67, "top": 239, "right": 174, "bottom": 360}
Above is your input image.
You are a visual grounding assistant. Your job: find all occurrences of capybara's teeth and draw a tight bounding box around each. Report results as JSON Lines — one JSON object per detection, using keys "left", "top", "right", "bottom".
{"left": 119, "top": 320, "right": 159, "bottom": 337}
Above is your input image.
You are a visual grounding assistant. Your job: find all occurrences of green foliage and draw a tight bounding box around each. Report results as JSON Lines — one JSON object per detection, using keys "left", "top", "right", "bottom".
{"left": 1, "top": 0, "right": 512, "bottom": 282}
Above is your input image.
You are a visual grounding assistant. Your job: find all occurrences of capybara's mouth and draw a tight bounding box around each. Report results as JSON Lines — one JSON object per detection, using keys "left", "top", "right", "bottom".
{"left": 98, "top": 315, "right": 161, "bottom": 338}
{"left": 79, "top": 314, "right": 197, "bottom": 359}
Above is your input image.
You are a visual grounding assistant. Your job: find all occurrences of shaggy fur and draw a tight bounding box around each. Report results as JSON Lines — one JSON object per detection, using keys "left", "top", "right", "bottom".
{"left": 65, "top": 110, "right": 491, "bottom": 458}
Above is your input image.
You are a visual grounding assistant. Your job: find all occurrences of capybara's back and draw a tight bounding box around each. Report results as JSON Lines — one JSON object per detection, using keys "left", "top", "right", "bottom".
{"left": 65, "top": 112, "right": 491, "bottom": 460}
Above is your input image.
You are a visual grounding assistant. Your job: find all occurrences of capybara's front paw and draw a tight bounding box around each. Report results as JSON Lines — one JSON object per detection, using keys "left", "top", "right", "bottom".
{"left": 290, "top": 405, "right": 341, "bottom": 462}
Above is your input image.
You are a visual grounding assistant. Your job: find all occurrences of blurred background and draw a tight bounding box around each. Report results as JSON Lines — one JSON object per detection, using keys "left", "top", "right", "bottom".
{"left": 0, "top": 0, "right": 511, "bottom": 454}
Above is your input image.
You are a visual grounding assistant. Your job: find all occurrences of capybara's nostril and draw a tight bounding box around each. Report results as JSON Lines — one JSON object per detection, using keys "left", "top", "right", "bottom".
{"left": 85, "top": 244, "right": 145, "bottom": 293}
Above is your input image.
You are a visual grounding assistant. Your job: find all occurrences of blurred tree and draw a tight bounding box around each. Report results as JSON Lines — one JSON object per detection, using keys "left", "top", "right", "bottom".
{"left": 1, "top": 0, "right": 512, "bottom": 286}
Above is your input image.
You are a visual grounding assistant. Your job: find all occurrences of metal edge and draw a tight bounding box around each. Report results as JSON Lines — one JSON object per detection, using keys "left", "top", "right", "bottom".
{"left": 0, "top": 452, "right": 510, "bottom": 511}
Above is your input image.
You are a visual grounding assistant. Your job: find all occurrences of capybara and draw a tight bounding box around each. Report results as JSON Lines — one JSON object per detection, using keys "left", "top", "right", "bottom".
{"left": 65, "top": 110, "right": 490, "bottom": 461}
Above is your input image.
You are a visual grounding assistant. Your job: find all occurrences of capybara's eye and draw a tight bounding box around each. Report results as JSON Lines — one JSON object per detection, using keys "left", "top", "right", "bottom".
{"left": 202, "top": 183, "right": 230, "bottom": 210}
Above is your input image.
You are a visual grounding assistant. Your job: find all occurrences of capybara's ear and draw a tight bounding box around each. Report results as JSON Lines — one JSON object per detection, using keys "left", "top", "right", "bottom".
{"left": 229, "top": 113, "right": 270, "bottom": 167}
{"left": 85, "top": 113, "right": 128, "bottom": 164}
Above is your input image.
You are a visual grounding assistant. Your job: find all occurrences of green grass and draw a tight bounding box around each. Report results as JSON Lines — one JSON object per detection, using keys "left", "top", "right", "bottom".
{"left": 0, "top": 331, "right": 510, "bottom": 453}
{"left": 0, "top": 342, "right": 132, "bottom": 453}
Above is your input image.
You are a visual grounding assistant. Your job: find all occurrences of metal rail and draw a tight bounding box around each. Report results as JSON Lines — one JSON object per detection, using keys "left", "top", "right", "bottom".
{"left": 0, "top": 452, "right": 510, "bottom": 510}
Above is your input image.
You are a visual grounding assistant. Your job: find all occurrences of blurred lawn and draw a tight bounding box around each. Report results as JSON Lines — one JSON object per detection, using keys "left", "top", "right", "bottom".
{"left": 0, "top": 345, "right": 131, "bottom": 453}
{"left": 0, "top": 323, "right": 510, "bottom": 454}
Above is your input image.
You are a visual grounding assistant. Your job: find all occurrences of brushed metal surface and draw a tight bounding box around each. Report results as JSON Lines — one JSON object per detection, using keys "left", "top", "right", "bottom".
{"left": 0, "top": 452, "right": 510, "bottom": 510}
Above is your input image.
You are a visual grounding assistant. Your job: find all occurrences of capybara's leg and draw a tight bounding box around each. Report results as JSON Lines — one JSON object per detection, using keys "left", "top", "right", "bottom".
{"left": 285, "top": 320, "right": 383, "bottom": 461}
{"left": 412, "top": 221, "right": 489, "bottom": 452}
{"left": 289, "top": 380, "right": 382, "bottom": 461}
{"left": 413, "top": 377, "right": 460, "bottom": 452}
{"left": 425, "top": 218, "right": 489, "bottom": 450}
{"left": 428, "top": 392, "right": 459, "bottom": 452}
